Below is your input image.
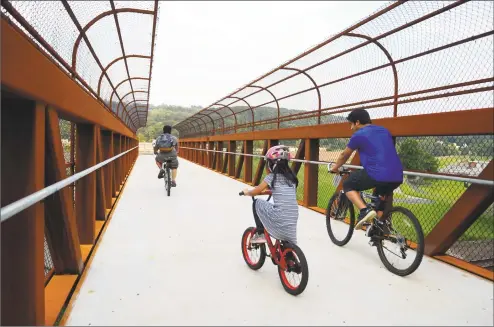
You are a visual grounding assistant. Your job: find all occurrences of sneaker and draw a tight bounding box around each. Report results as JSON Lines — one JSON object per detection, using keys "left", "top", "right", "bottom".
{"left": 355, "top": 206, "right": 377, "bottom": 230}
{"left": 171, "top": 180, "right": 177, "bottom": 187}
{"left": 157, "top": 169, "right": 165, "bottom": 179}
{"left": 250, "top": 233, "right": 267, "bottom": 244}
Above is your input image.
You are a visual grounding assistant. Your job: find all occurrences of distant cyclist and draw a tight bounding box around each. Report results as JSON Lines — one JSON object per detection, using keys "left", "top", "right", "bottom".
{"left": 241, "top": 145, "right": 299, "bottom": 245}
{"left": 330, "top": 108, "right": 403, "bottom": 230}
{"left": 154, "top": 125, "right": 179, "bottom": 187}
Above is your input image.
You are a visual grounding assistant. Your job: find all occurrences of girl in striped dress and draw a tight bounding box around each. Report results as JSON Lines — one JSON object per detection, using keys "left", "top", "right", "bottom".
{"left": 242, "top": 145, "right": 299, "bottom": 244}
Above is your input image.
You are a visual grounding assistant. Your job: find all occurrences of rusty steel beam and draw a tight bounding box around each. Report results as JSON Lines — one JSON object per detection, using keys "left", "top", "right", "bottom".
{"left": 75, "top": 123, "right": 97, "bottom": 244}
{"left": 101, "top": 130, "right": 114, "bottom": 210}
{"left": 95, "top": 127, "right": 107, "bottom": 221}
{"left": 1, "top": 99, "right": 45, "bottom": 326}
{"left": 44, "top": 107, "right": 83, "bottom": 274}
{"left": 1, "top": 18, "right": 136, "bottom": 138}
{"left": 235, "top": 142, "right": 245, "bottom": 178}
{"left": 143, "top": 0, "right": 159, "bottom": 125}
{"left": 253, "top": 140, "right": 270, "bottom": 186}
{"left": 304, "top": 138, "right": 319, "bottom": 207}
{"left": 244, "top": 140, "right": 254, "bottom": 183}
{"left": 291, "top": 139, "right": 305, "bottom": 176}
{"left": 112, "top": 134, "right": 121, "bottom": 197}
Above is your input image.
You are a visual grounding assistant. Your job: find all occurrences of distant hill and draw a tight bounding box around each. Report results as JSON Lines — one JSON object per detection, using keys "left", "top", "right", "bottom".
{"left": 137, "top": 104, "right": 349, "bottom": 141}
{"left": 136, "top": 105, "right": 201, "bottom": 141}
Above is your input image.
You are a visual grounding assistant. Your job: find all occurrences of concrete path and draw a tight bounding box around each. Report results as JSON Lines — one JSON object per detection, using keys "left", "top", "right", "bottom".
{"left": 65, "top": 156, "right": 494, "bottom": 326}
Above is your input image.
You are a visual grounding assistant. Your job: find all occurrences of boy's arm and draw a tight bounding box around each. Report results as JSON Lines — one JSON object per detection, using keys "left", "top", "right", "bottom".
{"left": 330, "top": 147, "right": 354, "bottom": 172}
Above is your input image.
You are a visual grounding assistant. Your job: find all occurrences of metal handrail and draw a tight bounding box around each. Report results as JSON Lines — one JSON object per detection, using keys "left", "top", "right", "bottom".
{"left": 0, "top": 146, "right": 138, "bottom": 223}
{"left": 179, "top": 146, "right": 494, "bottom": 186}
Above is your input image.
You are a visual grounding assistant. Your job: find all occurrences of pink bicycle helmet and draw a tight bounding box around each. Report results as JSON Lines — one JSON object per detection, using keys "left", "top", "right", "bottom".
{"left": 265, "top": 145, "right": 291, "bottom": 162}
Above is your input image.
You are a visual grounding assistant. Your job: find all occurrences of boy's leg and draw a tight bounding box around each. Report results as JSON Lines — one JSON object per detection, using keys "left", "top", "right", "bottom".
{"left": 171, "top": 157, "right": 179, "bottom": 187}
{"left": 343, "top": 170, "right": 377, "bottom": 230}
{"left": 156, "top": 158, "right": 165, "bottom": 179}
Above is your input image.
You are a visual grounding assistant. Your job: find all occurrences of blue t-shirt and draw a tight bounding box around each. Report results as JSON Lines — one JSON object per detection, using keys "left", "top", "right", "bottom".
{"left": 347, "top": 125, "right": 403, "bottom": 182}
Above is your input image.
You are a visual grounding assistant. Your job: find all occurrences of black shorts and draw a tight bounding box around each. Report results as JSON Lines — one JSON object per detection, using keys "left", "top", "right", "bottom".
{"left": 343, "top": 169, "right": 401, "bottom": 196}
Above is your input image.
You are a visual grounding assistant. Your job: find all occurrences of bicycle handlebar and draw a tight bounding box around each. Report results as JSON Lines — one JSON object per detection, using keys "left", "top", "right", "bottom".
{"left": 327, "top": 163, "right": 351, "bottom": 176}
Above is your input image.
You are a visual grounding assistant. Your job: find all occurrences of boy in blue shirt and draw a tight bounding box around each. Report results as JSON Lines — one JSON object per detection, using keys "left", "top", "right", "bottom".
{"left": 330, "top": 108, "right": 403, "bottom": 230}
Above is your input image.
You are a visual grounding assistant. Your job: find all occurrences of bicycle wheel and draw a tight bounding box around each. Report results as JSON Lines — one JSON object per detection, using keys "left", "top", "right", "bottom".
{"left": 277, "top": 243, "right": 308, "bottom": 296}
{"left": 326, "top": 192, "right": 355, "bottom": 246}
{"left": 241, "top": 227, "right": 266, "bottom": 270}
{"left": 376, "top": 206, "right": 424, "bottom": 276}
{"left": 165, "top": 167, "right": 171, "bottom": 197}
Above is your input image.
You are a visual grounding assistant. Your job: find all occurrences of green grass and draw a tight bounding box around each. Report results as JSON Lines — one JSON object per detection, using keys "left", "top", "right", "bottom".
{"left": 238, "top": 157, "right": 493, "bottom": 242}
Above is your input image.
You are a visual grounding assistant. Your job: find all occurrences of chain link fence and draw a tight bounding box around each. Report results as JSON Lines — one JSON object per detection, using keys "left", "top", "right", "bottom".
{"left": 176, "top": 1, "right": 493, "bottom": 137}
{"left": 446, "top": 203, "right": 494, "bottom": 271}
{"left": 1, "top": 0, "right": 159, "bottom": 131}
{"left": 43, "top": 236, "right": 54, "bottom": 278}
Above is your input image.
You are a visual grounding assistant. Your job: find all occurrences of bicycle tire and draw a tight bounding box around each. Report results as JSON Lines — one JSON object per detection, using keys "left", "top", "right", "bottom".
{"left": 277, "top": 243, "right": 309, "bottom": 296}
{"left": 326, "top": 192, "right": 355, "bottom": 246}
{"left": 376, "top": 206, "right": 424, "bottom": 277}
{"left": 241, "top": 227, "right": 266, "bottom": 270}
{"left": 165, "top": 166, "right": 171, "bottom": 197}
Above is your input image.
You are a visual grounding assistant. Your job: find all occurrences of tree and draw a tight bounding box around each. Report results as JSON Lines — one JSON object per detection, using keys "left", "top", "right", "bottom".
{"left": 398, "top": 139, "right": 439, "bottom": 173}
{"left": 59, "top": 119, "right": 71, "bottom": 140}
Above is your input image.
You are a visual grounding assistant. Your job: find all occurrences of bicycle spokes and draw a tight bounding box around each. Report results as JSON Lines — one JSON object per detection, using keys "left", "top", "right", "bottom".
{"left": 379, "top": 213, "right": 419, "bottom": 269}
{"left": 280, "top": 250, "right": 303, "bottom": 289}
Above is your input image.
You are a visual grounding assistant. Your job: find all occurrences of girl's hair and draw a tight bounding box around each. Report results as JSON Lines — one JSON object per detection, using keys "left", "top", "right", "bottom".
{"left": 267, "top": 159, "right": 298, "bottom": 189}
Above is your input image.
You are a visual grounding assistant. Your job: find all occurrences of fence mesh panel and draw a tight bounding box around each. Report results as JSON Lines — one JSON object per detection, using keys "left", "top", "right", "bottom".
{"left": 446, "top": 203, "right": 494, "bottom": 271}
{"left": 177, "top": 1, "right": 493, "bottom": 138}
{"left": 44, "top": 236, "right": 54, "bottom": 278}
{"left": 1, "top": 0, "right": 159, "bottom": 131}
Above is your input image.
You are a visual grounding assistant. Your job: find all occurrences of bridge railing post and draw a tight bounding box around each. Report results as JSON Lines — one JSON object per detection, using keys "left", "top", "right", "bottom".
{"left": 244, "top": 140, "right": 253, "bottom": 184}
{"left": 102, "top": 131, "right": 114, "bottom": 211}
{"left": 303, "top": 138, "right": 319, "bottom": 208}
{"left": 228, "top": 140, "right": 235, "bottom": 177}
{"left": 1, "top": 99, "right": 46, "bottom": 326}
{"left": 112, "top": 134, "right": 121, "bottom": 198}
{"left": 75, "top": 123, "right": 97, "bottom": 244}
{"left": 216, "top": 141, "right": 223, "bottom": 172}
{"left": 208, "top": 141, "right": 214, "bottom": 168}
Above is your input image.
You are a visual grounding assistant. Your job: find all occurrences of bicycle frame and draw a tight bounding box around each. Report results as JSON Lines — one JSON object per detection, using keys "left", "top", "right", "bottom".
{"left": 331, "top": 166, "right": 394, "bottom": 220}
{"left": 249, "top": 190, "right": 289, "bottom": 270}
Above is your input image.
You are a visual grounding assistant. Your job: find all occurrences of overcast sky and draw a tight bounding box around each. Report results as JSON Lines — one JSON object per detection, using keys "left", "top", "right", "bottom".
{"left": 149, "top": 1, "right": 389, "bottom": 108}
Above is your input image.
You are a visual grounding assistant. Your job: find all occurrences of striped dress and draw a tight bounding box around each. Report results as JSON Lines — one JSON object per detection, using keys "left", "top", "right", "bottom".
{"left": 255, "top": 173, "right": 299, "bottom": 244}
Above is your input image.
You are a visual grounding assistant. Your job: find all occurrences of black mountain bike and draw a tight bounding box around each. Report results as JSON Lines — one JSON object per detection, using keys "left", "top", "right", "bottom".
{"left": 325, "top": 166, "right": 424, "bottom": 276}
